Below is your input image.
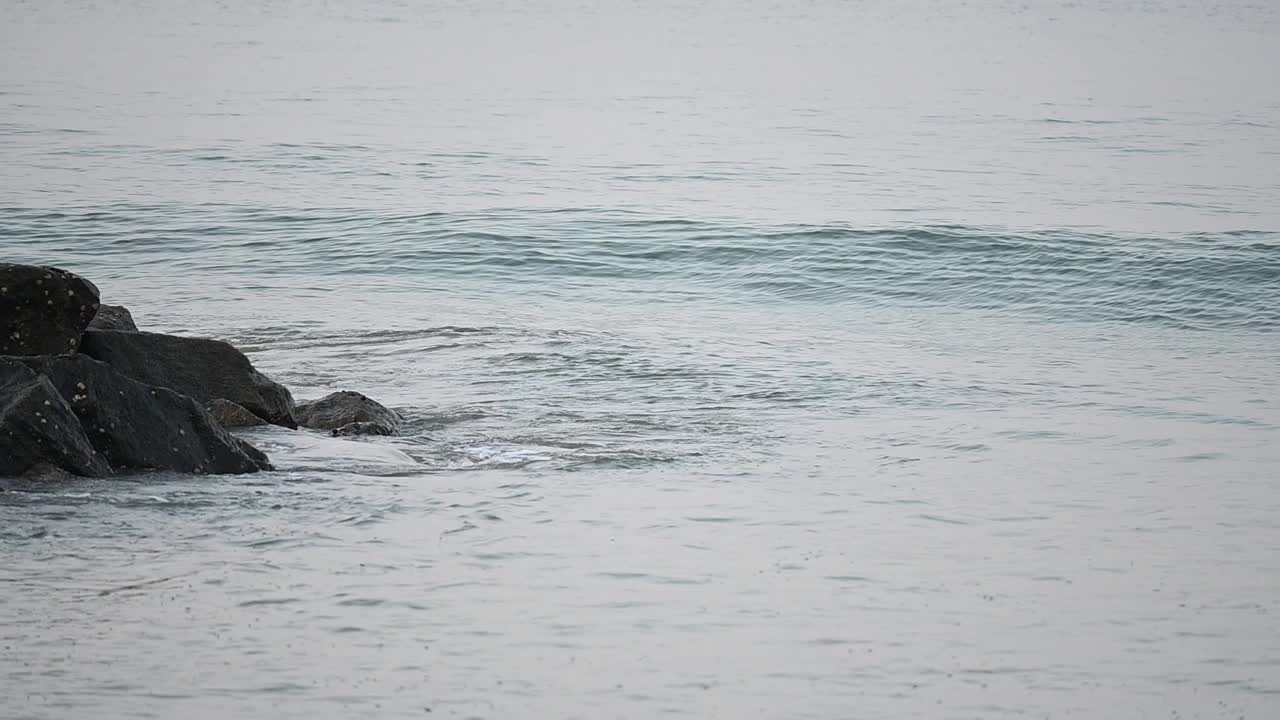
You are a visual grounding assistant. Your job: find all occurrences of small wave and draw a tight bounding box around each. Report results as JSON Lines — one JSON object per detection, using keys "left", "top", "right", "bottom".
{"left": 3, "top": 205, "right": 1277, "bottom": 330}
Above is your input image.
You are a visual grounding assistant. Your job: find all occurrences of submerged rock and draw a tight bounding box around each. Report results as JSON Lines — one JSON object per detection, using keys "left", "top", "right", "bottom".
{"left": 0, "top": 358, "right": 111, "bottom": 478}
{"left": 332, "top": 421, "right": 394, "bottom": 437}
{"left": 79, "top": 329, "right": 297, "bottom": 428}
{"left": 88, "top": 304, "right": 138, "bottom": 332}
{"left": 18, "top": 354, "right": 271, "bottom": 475}
{"left": 246, "top": 425, "right": 420, "bottom": 475}
{"left": 207, "top": 398, "right": 268, "bottom": 428}
{"left": 296, "top": 391, "right": 401, "bottom": 436}
{"left": 0, "top": 263, "right": 101, "bottom": 355}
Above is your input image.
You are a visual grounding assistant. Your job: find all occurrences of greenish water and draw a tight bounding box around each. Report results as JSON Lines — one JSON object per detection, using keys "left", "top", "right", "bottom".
{"left": 2, "top": 1, "right": 1279, "bottom": 718}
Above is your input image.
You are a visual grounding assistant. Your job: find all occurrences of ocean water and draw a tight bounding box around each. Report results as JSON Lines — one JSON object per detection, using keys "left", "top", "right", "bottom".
{"left": 2, "top": 1, "right": 1280, "bottom": 718}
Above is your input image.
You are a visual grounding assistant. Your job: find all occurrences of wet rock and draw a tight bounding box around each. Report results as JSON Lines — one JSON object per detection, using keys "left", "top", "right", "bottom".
{"left": 0, "top": 263, "right": 101, "bottom": 355}
{"left": 21, "top": 463, "right": 77, "bottom": 482}
{"left": 207, "top": 398, "right": 268, "bottom": 428}
{"left": 229, "top": 436, "right": 272, "bottom": 470}
{"left": 296, "top": 391, "right": 401, "bottom": 436}
{"left": 332, "top": 421, "right": 394, "bottom": 437}
{"left": 88, "top": 304, "right": 138, "bottom": 332}
{"left": 79, "top": 329, "right": 297, "bottom": 429}
{"left": 250, "top": 426, "right": 420, "bottom": 475}
{"left": 0, "top": 358, "right": 111, "bottom": 478}
{"left": 17, "top": 354, "right": 272, "bottom": 475}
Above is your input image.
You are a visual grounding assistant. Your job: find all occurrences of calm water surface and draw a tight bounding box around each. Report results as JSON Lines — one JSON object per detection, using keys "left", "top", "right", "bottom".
{"left": 2, "top": 1, "right": 1279, "bottom": 718}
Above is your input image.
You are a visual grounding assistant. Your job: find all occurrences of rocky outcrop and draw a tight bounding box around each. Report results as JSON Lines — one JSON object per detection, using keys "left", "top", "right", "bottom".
{"left": 296, "top": 391, "right": 401, "bottom": 437}
{"left": 1, "top": 264, "right": 100, "bottom": 355}
{"left": 207, "top": 398, "right": 268, "bottom": 428}
{"left": 16, "top": 355, "right": 271, "bottom": 475}
{"left": 0, "top": 358, "right": 111, "bottom": 478}
{"left": 88, "top": 304, "right": 138, "bottom": 332}
{"left": 79, "top": 330, "right": 297, "bottom": 428}
{"left": 0, "top": 263, "right": 416, "bottom": 482}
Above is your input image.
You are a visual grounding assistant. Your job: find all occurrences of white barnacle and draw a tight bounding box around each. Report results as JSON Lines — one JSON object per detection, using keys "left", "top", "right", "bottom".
{"left": 76, "top": 382, "right": 86, "bottom": 390}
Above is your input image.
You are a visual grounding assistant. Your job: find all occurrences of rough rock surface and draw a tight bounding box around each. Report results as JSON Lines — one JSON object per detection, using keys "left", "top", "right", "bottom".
{"left": 0, "top": 358, "right": 111, "bottom": 478}
{"left": 18, "top": 354, "right": 272, "bottom": 474}
{"left": 207, "top": 398, "right": 268, "bottom": 428}
{"left": 0, "top": 264, "right": 101, "bottom": 355}
{"left": 79, "top": 329, "right": 297, "bottom": 428}
{"left": 296, "top": 391, "right": 401, "bottom": 436}
{"left": 88, "top": 304, "right": 138, "bottom": 332}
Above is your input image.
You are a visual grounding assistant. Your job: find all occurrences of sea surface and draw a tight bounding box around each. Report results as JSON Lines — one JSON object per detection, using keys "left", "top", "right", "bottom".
{"left": 2, "top": 1, "right": 1280, "bottom": 718}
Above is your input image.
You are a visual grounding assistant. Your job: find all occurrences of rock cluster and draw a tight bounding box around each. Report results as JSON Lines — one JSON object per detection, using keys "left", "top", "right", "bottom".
{"left": 1, "top": 263, "right": 402, "bottom": 480}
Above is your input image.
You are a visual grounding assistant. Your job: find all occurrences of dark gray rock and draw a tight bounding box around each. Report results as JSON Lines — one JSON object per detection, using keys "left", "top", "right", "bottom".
{"left": 207, "top": 398, "right": 268, "bottom": 428}
{"left": 296, "top": 391, "right": 401, "bottom": 436}
{"left": 1, "top": 358, "right": 111, "bottom": 478}
{"left": 88, "top": 304, "right": 138, "bottom": 332}
{"left": 21, "top": 463, "right": 78, "bottom": 482}
{"left": 0, "top": 264, "right": 101, "bottom": 355}
{"left": 229, "top": 436, "right": 272, "bottom": 470}
{"left": 332, "top": 421, "right": 394, "bottom": 437}
{"left": 17, "top": 354, "right": 271, "bottom": 475}
{"left": 79, "top": 330, "right": 297, "bottom": 428}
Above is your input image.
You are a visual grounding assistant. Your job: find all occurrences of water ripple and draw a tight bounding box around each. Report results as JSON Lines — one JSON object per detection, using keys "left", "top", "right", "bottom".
{"left": 3, "top": 205, "right": 1276, "bottom": 331}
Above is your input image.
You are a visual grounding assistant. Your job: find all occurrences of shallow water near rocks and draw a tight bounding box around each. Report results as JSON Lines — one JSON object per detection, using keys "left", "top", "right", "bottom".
{"left": 3, "top": 1, "right": 1280, "bottom": 718}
